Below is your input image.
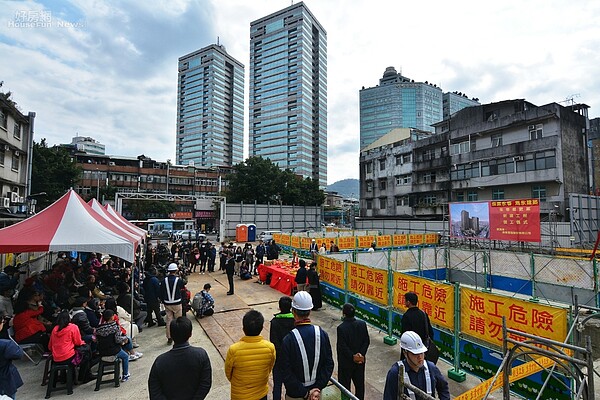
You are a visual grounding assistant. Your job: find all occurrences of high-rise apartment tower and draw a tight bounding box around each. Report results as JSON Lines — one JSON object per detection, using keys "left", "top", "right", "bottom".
{"left": 249, "top": 2, "right": 327, "bottom": 187}
{"left": 176, "top": 44, "right": 244, "bottom": 167}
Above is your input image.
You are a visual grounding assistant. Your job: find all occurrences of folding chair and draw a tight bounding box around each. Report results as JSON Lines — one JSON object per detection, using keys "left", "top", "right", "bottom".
{"left": 7, "top": 326, "right": 45, "bottom": 365}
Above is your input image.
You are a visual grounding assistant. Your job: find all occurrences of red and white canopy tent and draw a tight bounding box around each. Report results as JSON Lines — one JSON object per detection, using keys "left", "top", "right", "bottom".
{"left": 0, "top": 190, "right": 136, "bottom": 262}
{"left": 104, "top": 203, "right": 147, "bottom": 239}
{"left": 88, "top": 198, "right": 145, "bottom": 247}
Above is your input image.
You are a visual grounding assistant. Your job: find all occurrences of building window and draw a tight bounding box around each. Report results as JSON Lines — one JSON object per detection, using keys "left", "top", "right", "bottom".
{"left": 423, "top": 149, "right": 435, "bottom": 161}
{"left": 379, "top": 159, "right": 386, "bottom": 171}
{"left": 492, "top": 188, "right": 505, "bottom": 200}
{"left": 0, "top": 147, "right": 4, "bottom": 165}
{"left": 422, "top": 172, "right": 436, "bottom": 184}
{"left": 396, "top": 196, "right": 409, "bottom": 206}
{"left": 378, "top": 179, "right": 387, "bottom": 190}
{"left": 379, "top": 198, "right": 387, "bottom": 209}
{"left": 13, "top": 123, "right": 21, "bottom": 140}
{"left": 366, "top": 162, "right": 372, "bottom": 174}
{"left": 467, "top": 191, "right": 478, "bottom": 201}
{"left": 456, "top": 192, "right": 464, "bottom": 202}
{"left": 11, "top": 152, "right": 19, "bottom": 171}
{"left": 395, "top": 155, "right": 402, "bottom": 165}
{"left": 529, "top": 124, "right": 543, "bottom": 140}
{"left": 491, "top": 133, "right": 502, "bottom": 147}
{"left": 423, "top": 194, "right": 436, "bottom": 205}
{"left": 0, "top": 111, "right": 6, "bottom": 129}
{"left": 403, "top": 154, "right": 412, "bottom": 164}
{"left": 366, "top": 200, "right": 372, "bottom": 209}
{"left": 532, "top": 185, "right": 547, "bottom": 201}
{"left": 450, "top": 141, "right": 472, "bottom": 155}
{"left": 395, "top": 174, "right": 411, "bottom": 185}
{"left": 366, "top": 181, "right": 373, "bottom": 192}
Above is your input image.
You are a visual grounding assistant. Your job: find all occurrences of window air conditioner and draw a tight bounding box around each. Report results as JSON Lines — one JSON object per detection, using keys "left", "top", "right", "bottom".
{"left": 513, "top": 156, "right": 524, "bottom": 161}
{"left": 2, "top": 197, "right": 9, "bottom": 208}
{"left": 11, "top": 192, "right": 19, "bottom": 203}
{"left": 18, "top": 196, "right": 24, "bottom": 203}
{"left": 528, "top": 125, "right": 536, "bottom": 131}
{"left": 3, "top": 145, "right": 8, "bottom": 151}
{"left": 14, "top": 151, "right": 19, "bottom": 157}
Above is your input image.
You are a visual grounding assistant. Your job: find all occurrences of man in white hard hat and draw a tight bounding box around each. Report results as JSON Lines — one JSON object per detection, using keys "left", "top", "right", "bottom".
{"left": 383, "top": 331, "right": 449, "bottom": 400}
{"left": 160, "top": 263, "right": 185, "bottom": 345}
{"left": 309, "top": 239, "right": 318, "bottom": 260}
{"left": 280, "top": 291, "right": 334, "bottom": 400}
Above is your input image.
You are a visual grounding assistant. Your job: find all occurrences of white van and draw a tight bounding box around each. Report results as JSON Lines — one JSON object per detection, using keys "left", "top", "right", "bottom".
{"left": 259, "top": 230, "right": 282, "bottom": 242}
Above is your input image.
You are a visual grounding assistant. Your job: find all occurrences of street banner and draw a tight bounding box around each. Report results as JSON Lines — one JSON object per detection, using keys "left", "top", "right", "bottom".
{"left": 318, "top": 257, "right": 344, "bottom": 289}
{"left": 377, "top": 235, "right": 392, "bottom": 248}
{"left": 409, "top": 234, "right": 424, "bottom": 245}
{"left": 357, "top": 235, "right": 375, "bottom": 249}
{"left": 337, "top": 236, "right": 355, "bottom": 250}
{"left": 300, "top": 237, "right": 312, "bottom": 250}
{"left": 348, "top": 262, "right": 388, "bottom": 305}
{"left": 392, "top": 273, "right": 455, "bottom": 330}
{"left": 393, "top": 234, "right": 408, "bottom": 247}
{"left": 290, "top": 235, "right": 301, "bottom": 249}
{"left": 449, "top": 199, "right": 541, "bottom": 242}
{"left": 461, "top": 287, "right": 567, "bottom": 346}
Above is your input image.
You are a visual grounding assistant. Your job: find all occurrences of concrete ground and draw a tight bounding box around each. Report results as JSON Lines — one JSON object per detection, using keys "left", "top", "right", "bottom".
{"left": 13, "top": 266, "right": 501, "bottom": 400}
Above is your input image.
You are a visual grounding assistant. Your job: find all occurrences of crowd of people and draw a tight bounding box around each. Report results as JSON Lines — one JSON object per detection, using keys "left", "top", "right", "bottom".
{"left": 0, "top": 232, "right": 450, "bottom": 400}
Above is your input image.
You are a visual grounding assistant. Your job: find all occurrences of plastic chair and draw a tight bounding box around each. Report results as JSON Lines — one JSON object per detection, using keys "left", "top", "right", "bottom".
{"left": 94, "top": 355, "right": 121, "bottom": 391}
{"left": 45, "top": 360, "right": 74, "bottom": 398}
{"left": 7, "top": 325, "right": 45, "bottom": 365}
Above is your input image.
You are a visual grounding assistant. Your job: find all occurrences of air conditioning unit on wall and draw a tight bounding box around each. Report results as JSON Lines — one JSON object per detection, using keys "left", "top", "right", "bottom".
{"left": 10, "top": 192, "right": 19, "bottom": 203}
{"left": 2, "top": 197, "right": 9, "bottom": 208}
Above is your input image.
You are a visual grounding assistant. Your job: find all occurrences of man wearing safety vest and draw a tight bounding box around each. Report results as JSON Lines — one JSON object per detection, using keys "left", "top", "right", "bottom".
{"left": 383, "top": 331, "right": 449, "bottom": 400}
{"left": 280, "top": 291, "right": 334, "bottom": 400}
{"left": 160, "top": 263, "right": 185, "bottom": 345}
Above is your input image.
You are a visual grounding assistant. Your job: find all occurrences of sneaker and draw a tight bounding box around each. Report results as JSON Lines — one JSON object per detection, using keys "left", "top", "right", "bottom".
{"left": 129, "top": 354, "right": 139, "bottom": 361}
{"left": 121, "top": 373, "right": 131, "bottom": 382}
{"left": 132, "top": 343, "right": 140, "bottom": 349}
{"left": 134, "top": 352, "right": 143, "bottom": 359}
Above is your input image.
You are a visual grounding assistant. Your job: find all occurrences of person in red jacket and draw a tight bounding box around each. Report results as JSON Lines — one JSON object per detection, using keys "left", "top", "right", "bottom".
{"left": 49, "top": 311, "right": 95, "bottom": 383}
{"left": 12, "top": 288, "right": 51, "bottom": 350}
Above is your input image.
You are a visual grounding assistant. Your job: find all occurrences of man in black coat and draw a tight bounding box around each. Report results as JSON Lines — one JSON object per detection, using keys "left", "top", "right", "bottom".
{"left": 269, "top": 296, "right": 295, "bottom": 400}
{"left": 401, "top": 292, "right": 433, "bottom": 344}
{"left": 148, "top": 316, "right": 212, "bottom": 399}
{"left": 336, "top": 303, "right": 370, "bottom": 400}
{"left": 225, "top": 251, "right": 235, "bottom": 295}
{"left": 143, "top": 268, "right": 166, "bottom": 327}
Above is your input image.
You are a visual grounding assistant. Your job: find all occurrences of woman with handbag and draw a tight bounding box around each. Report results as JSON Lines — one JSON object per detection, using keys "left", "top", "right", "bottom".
{"left": 48, "top": 310, "right": 95, "bottom": 384}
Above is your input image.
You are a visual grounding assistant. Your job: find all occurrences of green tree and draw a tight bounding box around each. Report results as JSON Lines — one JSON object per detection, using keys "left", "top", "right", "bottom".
{"left": 31, "top": 139, "right": 82, "bottom": 210}
{"left": 226, "top": 156, "right": 325, "bottom": 205}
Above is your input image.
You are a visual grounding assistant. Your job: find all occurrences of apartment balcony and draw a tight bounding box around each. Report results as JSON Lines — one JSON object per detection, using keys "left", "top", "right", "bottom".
{"left": 412, "top": 155, "right": 451, "bottom": 172}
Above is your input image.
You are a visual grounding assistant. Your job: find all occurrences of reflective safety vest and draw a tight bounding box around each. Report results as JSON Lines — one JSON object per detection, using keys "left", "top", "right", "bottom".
{"left": 291, "top": 326, "right": 321, "bottom": 387}
{"left": 163, "top": 276, "right": 180, "bottom": 304}
{"left": 398, "top": 360, "right": 432, "bottom": 400}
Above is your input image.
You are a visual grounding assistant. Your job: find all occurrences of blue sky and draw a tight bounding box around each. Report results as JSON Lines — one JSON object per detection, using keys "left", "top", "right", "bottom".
{"left": 1, "top": 0, "right": 599, "bottom": 185}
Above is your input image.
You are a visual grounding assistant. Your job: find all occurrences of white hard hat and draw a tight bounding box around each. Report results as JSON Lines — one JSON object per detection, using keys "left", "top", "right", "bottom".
{"left": 167, "top": 263, "right": 179, "bottom": 272}
{"left": 400, "top": 331, "right": 427, "bottom": 354}
{"left": 292, "top": 291, "right": 313, "bottom": 311}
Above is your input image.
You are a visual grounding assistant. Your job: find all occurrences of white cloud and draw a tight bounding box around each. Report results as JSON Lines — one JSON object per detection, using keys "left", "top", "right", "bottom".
{"left": 1, "top": 0, "right": 599, "bottom": 185}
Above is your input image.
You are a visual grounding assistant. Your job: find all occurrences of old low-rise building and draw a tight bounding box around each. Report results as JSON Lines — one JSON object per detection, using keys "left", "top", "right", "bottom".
{"left": 0, "top": 97, "right": 34, "bottom": 225}
{"left": 360, "top": 99, "right": 590, "bottom": 221}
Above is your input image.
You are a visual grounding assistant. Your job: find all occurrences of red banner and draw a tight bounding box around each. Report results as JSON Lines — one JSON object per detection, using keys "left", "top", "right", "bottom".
{"left": 489, "top": 199, "right": 540, "bottom": 242}
{"left": 449, "top": 199, "right": 541, "bottom": 243}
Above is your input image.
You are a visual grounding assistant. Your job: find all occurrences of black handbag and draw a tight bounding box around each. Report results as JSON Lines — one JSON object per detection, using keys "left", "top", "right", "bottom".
{"left": 425, "top": 337, "right": 439, "bottom": 364}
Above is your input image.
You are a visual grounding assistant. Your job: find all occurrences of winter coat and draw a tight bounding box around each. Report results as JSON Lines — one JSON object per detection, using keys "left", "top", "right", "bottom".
{"left": 224, "top": 335, "right": 275, "bottom": 400}
{"left": 48, "top": 323, "right": 85, "bottom": 362}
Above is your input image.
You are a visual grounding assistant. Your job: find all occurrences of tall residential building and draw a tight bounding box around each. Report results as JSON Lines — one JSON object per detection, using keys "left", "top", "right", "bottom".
{"left": 249, "top": 2, "right": 327, "bottom": 187}
{"left": 360, "top": 67, "right": 443, "bottom": 149}
{"left": 176, "top": 44, "right": 244, "bottom": 168}
{"left": 359, "top": 67, "right": 480, "bottom": 150}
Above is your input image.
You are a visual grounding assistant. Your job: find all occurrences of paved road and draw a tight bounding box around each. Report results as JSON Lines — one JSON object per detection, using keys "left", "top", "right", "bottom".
{"left": 15, "top": 263, "right": 501, "bottom": 399}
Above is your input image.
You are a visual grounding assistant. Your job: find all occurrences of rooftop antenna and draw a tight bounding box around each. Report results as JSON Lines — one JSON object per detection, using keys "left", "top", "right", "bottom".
{"left": 559, "top": 94, "right": 580, "bottom": 106}
{"left": 217, "top": 36, "right": 220, "bottom": 46}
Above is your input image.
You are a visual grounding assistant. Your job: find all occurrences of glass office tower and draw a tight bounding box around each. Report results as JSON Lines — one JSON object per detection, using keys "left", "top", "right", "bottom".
{"left": 176, "top": 44, "right": 244, "bottom": 167}
{"left": 359, "top": 66, "right": 443, "bottom": 149}
{"left": 249, "top": 2, "right": 327, "bottom": 187}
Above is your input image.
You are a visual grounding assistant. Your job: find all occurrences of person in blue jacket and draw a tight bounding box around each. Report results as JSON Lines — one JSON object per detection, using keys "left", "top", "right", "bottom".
{"left": 280, "top": 291, "right": 334, "bottom": 400}
{"left": 0, "top": 313, "right": 23, "bottom": 399}
{"left": 383, "top": 331, "right": 449, "bottom": 400}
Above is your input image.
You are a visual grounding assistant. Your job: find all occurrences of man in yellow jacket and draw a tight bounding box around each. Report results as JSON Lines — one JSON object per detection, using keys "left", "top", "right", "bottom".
{"left": 225, "top": 309, "right": 276, "bottom": 400}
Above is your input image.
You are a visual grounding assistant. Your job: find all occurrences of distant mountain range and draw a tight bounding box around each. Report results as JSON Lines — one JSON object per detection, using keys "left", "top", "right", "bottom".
{"left": 326, "top": 179, "right": 359, "bottom": 198}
